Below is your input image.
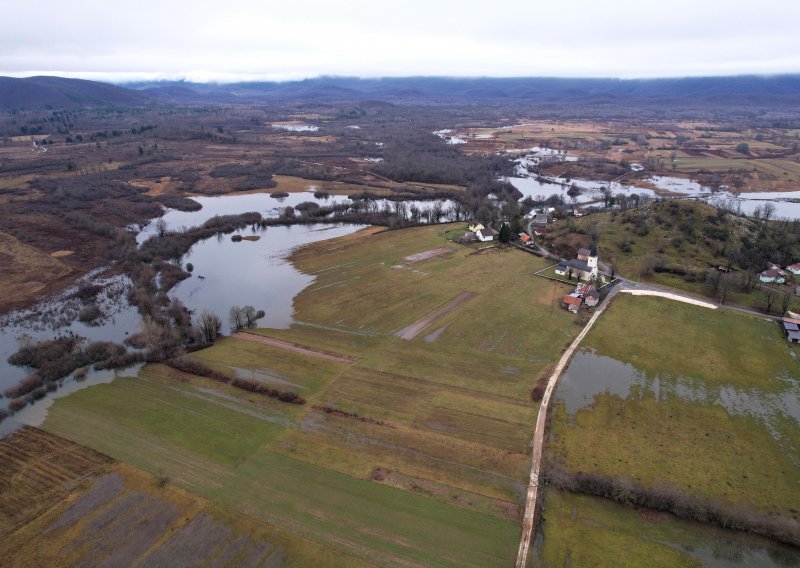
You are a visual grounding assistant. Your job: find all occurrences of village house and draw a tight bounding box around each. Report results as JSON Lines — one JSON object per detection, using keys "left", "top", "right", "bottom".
{"left": 561, "top": 294, "right": 582, "bottom": 313}
{"left": 584, "top": 289, "right": 601, "bottom": 307}
{"left": 518, "top": 232, "right": 532, "bottom": 245}
{"left": 475, "top": 226, "right": 496, "bottom": 242}
{"left": 758, "top": 269, "right": 786, "bottom": 284}
{"left": 532, "top": 212, "right": 549, "bottom": 228}
{"left": 786, "top": 262, "right": 800, "bottom": 275}
{"left": 533, "top": 227, "right": 547, "bottom": 236}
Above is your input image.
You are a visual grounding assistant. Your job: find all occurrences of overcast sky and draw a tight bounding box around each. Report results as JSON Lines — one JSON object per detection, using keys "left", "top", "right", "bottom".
{"left": 2, "top": 0, "right": 798, "bottom": 82}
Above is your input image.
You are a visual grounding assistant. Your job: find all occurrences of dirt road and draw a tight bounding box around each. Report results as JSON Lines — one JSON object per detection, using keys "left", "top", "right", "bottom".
{"left": 234, "top": 332, "right": 356, "bottom": 364}
{"left": 515, "top": 288, "right": 620, "bottom": 568}
{"left": 394, "top": 291, "right": 477, "bottom": 340}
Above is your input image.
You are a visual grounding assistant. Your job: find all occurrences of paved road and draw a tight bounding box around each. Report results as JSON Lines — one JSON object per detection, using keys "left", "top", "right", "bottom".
{"left": 619, "top": 277, "right": 782, "bottom": 321}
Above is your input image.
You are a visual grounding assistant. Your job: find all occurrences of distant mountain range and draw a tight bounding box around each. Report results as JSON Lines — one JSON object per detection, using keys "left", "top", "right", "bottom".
{"left": 2, "top": 74, "right": 800, "bottom": 110}
{"left": 0, "top": 76, "right": 150, "bottom": 110}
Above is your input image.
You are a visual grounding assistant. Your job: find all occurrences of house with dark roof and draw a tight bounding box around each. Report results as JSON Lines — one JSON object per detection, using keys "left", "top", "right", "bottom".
{"left": 533, "top": 213, "right": 549, "bottom": 228}
{"left": 475, "top": 226, "right": 496, "bottom": 242}
{"left": 584, "top": 290, "right": 601, "bottom": 307}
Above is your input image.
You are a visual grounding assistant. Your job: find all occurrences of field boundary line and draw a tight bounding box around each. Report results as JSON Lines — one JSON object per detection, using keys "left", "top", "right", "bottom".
{"left": 394, "top": 291, "right": 477, "bottom": 340}
{"left": 234, "top": 332, "right": 357, "bottom": 364}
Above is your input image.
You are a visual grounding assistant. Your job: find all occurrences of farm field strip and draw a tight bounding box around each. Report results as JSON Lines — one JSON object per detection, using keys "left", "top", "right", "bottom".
{"left": 38, "top": 224, "right": 584, "bottom": 565}
{"left": 234, "top": 331, "right": 358, "bottom": 363}
{"left": 394, "top": 291, "right": 478, "bottom": 340}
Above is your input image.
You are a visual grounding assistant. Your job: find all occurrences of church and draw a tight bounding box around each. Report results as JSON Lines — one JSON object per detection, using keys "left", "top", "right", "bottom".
{"left": 554, "top": 246, "right": 599, "bottom": 281}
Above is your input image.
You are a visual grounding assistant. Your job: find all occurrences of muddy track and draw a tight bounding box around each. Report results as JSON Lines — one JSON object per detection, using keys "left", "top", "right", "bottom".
{"left": 394, "top": 291, "right": 477, "bottom": 340}
{"left": 234, "top": 332, "right": 356, "bottom": 364}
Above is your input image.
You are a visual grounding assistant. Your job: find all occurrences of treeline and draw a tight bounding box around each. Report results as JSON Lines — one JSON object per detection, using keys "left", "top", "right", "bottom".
{"left": 3, "top": 335, "right": 126, "bottom": 414}
{"left": 138, "top": 212, "right": 262, "bottom": 262}
{"left": 165, "top": 357, "right": 305, "bottom": 404}
{"left": 543, "top": 460, "right": 800, "bottom": 548}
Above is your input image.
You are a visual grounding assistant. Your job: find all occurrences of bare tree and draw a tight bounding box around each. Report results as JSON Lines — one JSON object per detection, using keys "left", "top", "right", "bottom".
{"left": 763, "top": 202, "right": 775, "bottom": 222}
{"left": 154, "top": 218, "right": 168, "bottom": 238}
{"left": 242, "top": 305, "right": 257, "bottom": 328}
{"left": 196, "top": 310, "right": 222, "bottom": 343}
{"left": 229, "top": 305, "right": 244, "bottom": 331}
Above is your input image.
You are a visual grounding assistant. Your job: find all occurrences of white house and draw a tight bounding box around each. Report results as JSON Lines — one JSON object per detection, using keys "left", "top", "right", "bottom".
{"left": 759, "top": 269, "right": 786, "bottom": 284}
{"left": 786, "top": 263, "right": 800, "bottom": 275}
{"left": 475, "top": 226, "right": 496, "bottom": 242}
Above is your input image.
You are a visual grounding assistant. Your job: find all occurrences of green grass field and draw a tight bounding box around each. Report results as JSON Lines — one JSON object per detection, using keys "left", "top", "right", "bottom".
{"left": 538, "top": 489, "right": 800, "bottom": 567}
{"left": 548, "top": 295, "right": 800, "bottom": 516}
{"left": 43, "top": 223, "right": 584, "bottom": 566}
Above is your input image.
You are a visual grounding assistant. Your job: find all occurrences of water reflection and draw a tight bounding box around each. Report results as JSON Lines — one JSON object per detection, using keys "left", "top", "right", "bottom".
{"left": 170, "top": 223, "right": 365, "bottom": 332}
{"left": 555, "top": 348, "right": 800, "bottom": 445}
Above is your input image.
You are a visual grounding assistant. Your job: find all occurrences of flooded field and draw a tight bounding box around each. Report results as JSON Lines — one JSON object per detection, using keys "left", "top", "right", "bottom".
{"left": 556, "top": 348, "right": 800, "bottom": 447}
{"left": 505, "top": 149, "right": 800, "bottom": 218}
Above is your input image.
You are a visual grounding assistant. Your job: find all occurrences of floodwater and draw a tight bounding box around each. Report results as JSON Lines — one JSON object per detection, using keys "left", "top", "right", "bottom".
{"left": 170, "top": 223, "right": 365, "bottom": 333}
{"left": 545, "top": 349, "right": 800, "bottom": 565}
{"left": 0, "top": 270, "right": 142, "bottom": 391}
{"left": 0, "top": 202, "right": 368, "bottom": 430}
{"left": 136, "top": 192, "right": 457, "bottom": 243}
{"left": 271, "top": 124, "right": 319, "bottom": 132}
{"left": 504, "top": 150, "right": 800, "bottom": 218}
{"left": 555, "top": 348, "right": 800, "bottom": 454}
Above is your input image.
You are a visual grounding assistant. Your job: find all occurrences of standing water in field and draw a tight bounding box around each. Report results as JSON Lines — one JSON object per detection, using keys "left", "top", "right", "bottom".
{"left": 0, "top": 217, "right": 366, "bottom": 434}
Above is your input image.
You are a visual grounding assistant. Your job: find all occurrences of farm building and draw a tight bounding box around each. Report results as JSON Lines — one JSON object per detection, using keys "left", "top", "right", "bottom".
{"left": 783, "top": 317, "right": 800, "bottom": 343}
